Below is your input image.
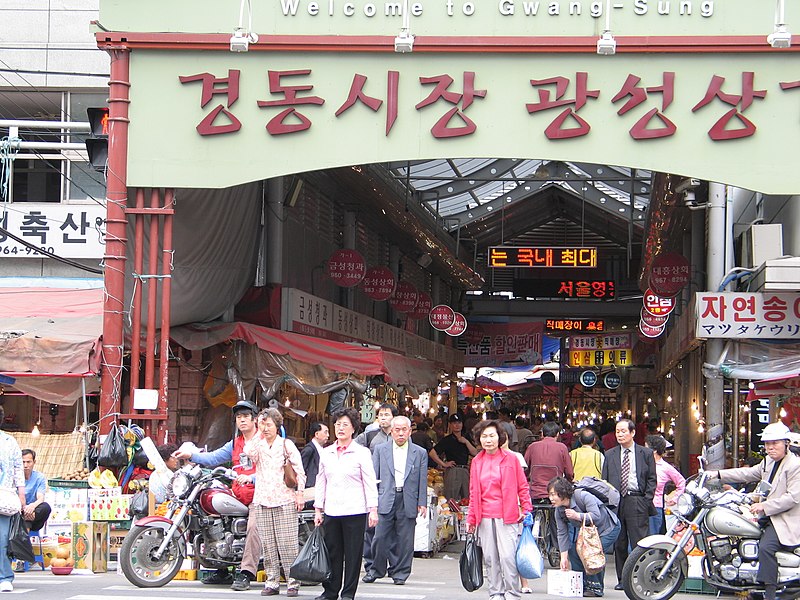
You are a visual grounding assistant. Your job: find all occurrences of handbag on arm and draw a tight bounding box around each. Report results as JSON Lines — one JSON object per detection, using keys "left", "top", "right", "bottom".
{"left": 283, "top": 439, "right": 298, "bottom": 489}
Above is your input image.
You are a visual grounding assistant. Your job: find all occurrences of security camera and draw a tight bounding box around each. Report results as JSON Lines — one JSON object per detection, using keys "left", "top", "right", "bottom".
{"left": 768, "top": 26, "right": 792, "bottom": 49}
{"left": 230, "top": 29, "right": 258, "bottom": 52}
{"left": 675, "top": 178, "right": 701, "bottom": 194}
{"left": 394, "top": 31, "right": 415, "bottom": 53}
{"left": 596, "top": 32, "right": 617, "bottom": 55}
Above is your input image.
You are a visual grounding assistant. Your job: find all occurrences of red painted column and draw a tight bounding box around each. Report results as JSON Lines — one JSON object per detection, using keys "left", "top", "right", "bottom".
{"left": 157, "top": 189, "right": 175, "bottom": 443}
{"left": 98, "top": 47, "right": 131, "bottom": 435}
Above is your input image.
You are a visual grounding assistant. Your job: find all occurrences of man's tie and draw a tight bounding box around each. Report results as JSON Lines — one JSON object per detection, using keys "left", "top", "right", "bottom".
{"left": 621, "top": 448, "right": 631, "bottom": 496}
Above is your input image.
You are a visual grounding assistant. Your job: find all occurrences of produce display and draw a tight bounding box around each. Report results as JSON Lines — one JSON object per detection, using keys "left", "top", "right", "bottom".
{"left": 59, "top": 468, "right": 90, "bottom": 481}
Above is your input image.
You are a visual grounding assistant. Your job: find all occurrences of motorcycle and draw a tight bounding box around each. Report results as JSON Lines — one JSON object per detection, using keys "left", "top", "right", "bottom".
{"left": 621, "top": 453, "right": 800, "bottom": 600}
{"left": 120, "top": 464, "right": 250, "bottom": 587}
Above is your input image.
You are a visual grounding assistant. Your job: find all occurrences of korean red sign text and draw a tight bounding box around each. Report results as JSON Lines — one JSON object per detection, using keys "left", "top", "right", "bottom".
{"left": 489, "top": 246, "right": 597, "bottom": 268}
{"left": 696, "top": 292, "right": 800, "bottom": 339}
{"left": 361, "top": 266, "right": 396, "bottom": 301}
{"left": 429, "top": 304, "right": 456, "bottom": 331}
{"left": 178, "top": 69, "right": 796, "bottom": 142}
{"left": 545, "top": 319, "right": 605, "bottom": 332}
{"left": 326, "top": 249, "right": 366, "bottom": 287}
{"left": 649, "top": 252, "right": 690, "bottom": 298}
{"left": 643, "top": 288, "right": 676, "bottom": 317}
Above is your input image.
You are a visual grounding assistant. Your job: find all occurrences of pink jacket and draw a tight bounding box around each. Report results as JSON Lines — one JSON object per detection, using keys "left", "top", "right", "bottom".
{"left": 467, "top": 449, "right": 532, "bottom": 526}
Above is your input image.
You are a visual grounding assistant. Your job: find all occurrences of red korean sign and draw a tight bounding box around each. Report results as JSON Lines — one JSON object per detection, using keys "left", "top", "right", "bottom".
{"left": 445, "top": 312, "right": 468, "bottom": 337}
{"left": 408, "top": 292, "right": 433, "bottom": 320}
{"left": 429, "top": 304, "right": 456, "bottom": 331}
{"left": 361, "top": 266, "right": 396, "bottom": 301}
{"left": 639, "top": 321, "right": 667, "bottom": 338}
{"left": 649, "top": 252, "right": 691, "bottom": 298}
{"left": 389, "top": 281, "right": 419, "bottom": 313}
{"left": 643, "top": 288, "right": 677, "bottom": 317}
{"left": 326, "top": 249, "right": 366, "bottom": 287}
{"left": 640, "top": 307, "right": 670, "bottom": 327}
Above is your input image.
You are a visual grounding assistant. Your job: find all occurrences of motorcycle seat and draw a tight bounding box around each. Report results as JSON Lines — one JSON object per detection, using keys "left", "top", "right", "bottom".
{"left": 777, "top": 551, "right": 800, "bottom": 568}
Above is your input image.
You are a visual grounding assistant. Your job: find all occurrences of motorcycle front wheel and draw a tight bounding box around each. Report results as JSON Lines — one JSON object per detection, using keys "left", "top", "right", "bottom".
{"left": 622, "top": 546, "right": 685, "bottom": 600}
{"left": 120, "top": 524, "right": 184, "bottom": 587}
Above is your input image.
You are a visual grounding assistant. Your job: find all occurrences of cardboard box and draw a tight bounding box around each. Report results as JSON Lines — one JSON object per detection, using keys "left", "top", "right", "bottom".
{"left": 46, "top": 487, "right": 89, "bottom": 523}
{"left": 88, "top": 487, "right": 129, "bottom": 520}
{"left": 71, "top": 521, "right": 108, "bottom": 573}
{"left": 547, "top": 569, "right": 583, "bottom": 597}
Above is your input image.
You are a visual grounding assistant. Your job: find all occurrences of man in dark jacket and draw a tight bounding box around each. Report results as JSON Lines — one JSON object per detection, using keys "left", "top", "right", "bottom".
{"left": 300, "top": 422, "right": 329, "bottom": 506}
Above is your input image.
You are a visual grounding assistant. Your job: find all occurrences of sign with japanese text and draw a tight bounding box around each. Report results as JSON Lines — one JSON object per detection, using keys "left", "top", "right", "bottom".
{"left": 568, "top": 349, "right": 632, "bottom": 367}
{"left": 489, "top": 246, "right": 597, "bottom": 268}
{"left": 456, "top": 321, "right": 543, "bottom": 367}
{"left": 361, "top": 266, "right": 396, "bottom": 301}
{"left": 389, "top": 281, "right": 419, "bottom": 313}
{"left": 695, "top": 292, "right": 800, "bottom": 339}
{"left": 545, "top": 319, "right": 605, "bottom": 333}
{"left": 445, "top": 312, "right": 467, "bottom": 337}
{"left": 649, "top": 252, "right": 691, "bottom": 298}
{"left": 429, "top": 304, "right": 455, "bottom": 331}
{"left": 124, "top": 50, "right": 800, "bottom": 196}
{"left": 569, "top": 333, "right": 632, "bottom": 351}
{"left": 513, "top": 278, "right": 615, "bottom": 300}
{"left": 643, "top": 288, "right": 677, "bottom": 317}
{"left": 0, "top": 204, "right": 105, "bottom": 259}
{"left": 326, "top": 248, "right": 366, "bottom": 287}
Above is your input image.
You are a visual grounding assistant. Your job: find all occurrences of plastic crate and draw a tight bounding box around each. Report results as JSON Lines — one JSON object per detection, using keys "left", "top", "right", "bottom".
{"left": 48, "top": 479, "right": 89, "bottom": 489}
{"left": 174, "top": 569, "right": 197, "bottom": 581}
{"left": 679, "top": 578, "right": 717, "bottom": 595}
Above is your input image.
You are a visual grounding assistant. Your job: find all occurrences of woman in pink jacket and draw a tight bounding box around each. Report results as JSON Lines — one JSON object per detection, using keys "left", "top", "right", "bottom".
{"left": 646, "top": 434, "right": 686, "bottom": 535}
{"left": 466, "top": 420, "right": 533, "bottom": 600}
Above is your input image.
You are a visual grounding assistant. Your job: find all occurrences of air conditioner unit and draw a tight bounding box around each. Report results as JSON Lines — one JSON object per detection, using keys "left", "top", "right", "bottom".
{"left": 739, "top": 223, "right": 783, "bottom": 269}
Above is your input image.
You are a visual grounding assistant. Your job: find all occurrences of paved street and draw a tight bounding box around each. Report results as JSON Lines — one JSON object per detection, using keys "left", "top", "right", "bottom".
{"left": 9, "top": 542, "right": 717, "bottom": 600}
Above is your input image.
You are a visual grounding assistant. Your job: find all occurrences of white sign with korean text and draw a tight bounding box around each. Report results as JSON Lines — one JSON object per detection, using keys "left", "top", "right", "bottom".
{"left": 695, "top": 292, "right": 800, "bottom": 339}
{"left": 0, "top": 204, "right": 105, "bottom": 259}
{"left": 569, "top": 333, "right": 632, "bottom": 350}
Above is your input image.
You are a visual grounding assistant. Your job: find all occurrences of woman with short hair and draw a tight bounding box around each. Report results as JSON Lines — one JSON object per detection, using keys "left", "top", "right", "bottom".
{"left": 645, "top": 434, "right": 685, "bottom": 535}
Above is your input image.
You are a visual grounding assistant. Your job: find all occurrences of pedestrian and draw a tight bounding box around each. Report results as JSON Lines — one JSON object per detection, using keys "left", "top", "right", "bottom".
{"left": 570, "top": 429, "right": 604, "bottom": 481}
{"left": 148, "top": 443, "right": 179, "bottom": 505}
{"left": 429, "top": 413, "right": 478, "bottom": 500}
{"left": 525, "top": 421, "right": 574, "bottom": 500}
{"left": 0, "top": 429, "right": 25, "bottom": 592}
{"left": 21, "top": 449, "right": 52, "bottom": 532}
{"left": 645, "top": 434, "right": 685, "bottom": 535}
{"left": 515, "top": 417, "right": 535, "bottom": 457}
{"left": 363, "top": 415, "right": 428, "bottom": 585}
{"left": 601, "top": 418, "right": 657, "bottom": 590}
{"left": 466, "top": 420, "right": 532, "bottom": 600}
{"left": 173, "top": 400, "right": 261, "bottom": 591}
{"left": 244, "top": 408, "right": 305, "bottom": 597}
{"left": 410, "top": 421, "right": 436, "bottom": 468}
{"left": 498, "top": 407, "right": 519, "bottom": 451}
{"left": 300, "top": 422, "right": 329, "bottom": 506}
{"left": 314, "top": 408, "right": 379, "bottom": 600}
{"left": 548, "top": 476, "right": 620, "bottom": 597}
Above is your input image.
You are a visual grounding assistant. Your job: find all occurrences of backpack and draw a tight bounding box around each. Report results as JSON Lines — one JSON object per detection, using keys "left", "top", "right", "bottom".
{"left": 575, "top": 476, "right": 620, "bottom": 510}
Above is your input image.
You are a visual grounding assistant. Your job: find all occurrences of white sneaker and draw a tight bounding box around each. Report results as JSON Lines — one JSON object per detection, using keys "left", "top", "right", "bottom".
{"left": 0, "top": 581, "right": 13, "bottom": 592}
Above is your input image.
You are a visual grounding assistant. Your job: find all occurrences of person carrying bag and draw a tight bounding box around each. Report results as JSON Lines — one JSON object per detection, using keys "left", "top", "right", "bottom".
{"left": 460, "top": 532, "right": 484, "bottom": 592}
{"left": 576, "top": 514, "right": 605, "bottom": 575}
{"left": 289, "top": 526, "right": 331, "bottom": 582}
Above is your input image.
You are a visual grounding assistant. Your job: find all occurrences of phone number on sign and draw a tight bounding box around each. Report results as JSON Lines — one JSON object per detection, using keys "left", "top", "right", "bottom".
{"left": 0, "top": 244, "right": 55, "bottom": 255}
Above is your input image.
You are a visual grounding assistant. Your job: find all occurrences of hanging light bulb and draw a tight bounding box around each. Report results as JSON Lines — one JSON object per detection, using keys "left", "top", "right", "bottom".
{"left": 740, "top": 426, "right": 746, "bottom": 434}
{"left": 31, "top": 423, "right": 40, "bottom": 437}
{"left": 698, "top": 423, "right": 705, "bottom": 433}
{"left": 667, "top": 395, "right": 672, "bottom": 403}
{"left": 780, "top": 407, "right": 788, "bottom": 418}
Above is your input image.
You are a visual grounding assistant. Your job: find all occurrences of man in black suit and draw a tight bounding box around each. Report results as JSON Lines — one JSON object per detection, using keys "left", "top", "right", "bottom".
{"left": 601, "top": 418, "right": 657, "bottom": 589}
{"left": 300, "top": 422, "right": 329, "bottom": 506}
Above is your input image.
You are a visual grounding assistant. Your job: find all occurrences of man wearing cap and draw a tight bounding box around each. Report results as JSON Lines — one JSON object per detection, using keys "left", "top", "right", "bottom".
{"left": 429, "top": 413, "right": 478, "bottom": 500}
{"left": 173, "top": 400, "right": 261, "bottom": 591}
{"left": 708, "top": 421, "right": 800, "bottom": 600}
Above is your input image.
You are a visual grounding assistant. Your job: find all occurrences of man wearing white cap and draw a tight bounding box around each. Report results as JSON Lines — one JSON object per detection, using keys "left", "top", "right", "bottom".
{"left": 708, "top": 421, "right": 800, "bottom": 600}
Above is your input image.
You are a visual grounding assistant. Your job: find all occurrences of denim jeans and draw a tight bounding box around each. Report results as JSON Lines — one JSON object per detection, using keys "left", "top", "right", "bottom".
{"left": 649, "top": 510, "right": 664, "bottom": 536}
{"left": 0, "top": 515, "right": 13, "bottom": 583}
{"left": 567, "top": 519, "right": 621, "bottom": 595}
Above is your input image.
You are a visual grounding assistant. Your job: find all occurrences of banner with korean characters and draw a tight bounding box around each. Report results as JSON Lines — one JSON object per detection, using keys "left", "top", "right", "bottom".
{"left": 456, "top": 321, "right": 543, "bottom": 367}
{"left": 0, "top": 204, "right": 105, "bottom": 259}
{"left": 568, "top": 348, "right": 633, "bottom": 368}
{"left": 326, "top": 249, "right": 366, "bottom": 287}
{"left": 695, "top": 292, "right": 800, "bottom": 339}
{"left": 569, "top": 333, "right": 632, "bottom": 352}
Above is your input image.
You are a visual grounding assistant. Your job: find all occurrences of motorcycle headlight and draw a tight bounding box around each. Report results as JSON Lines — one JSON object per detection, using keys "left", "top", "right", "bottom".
{"left": 171, "top": 472, "right": 191, "bottom": 498}
{"left": 674, "top": 493, "right": 695, "bottom": 516}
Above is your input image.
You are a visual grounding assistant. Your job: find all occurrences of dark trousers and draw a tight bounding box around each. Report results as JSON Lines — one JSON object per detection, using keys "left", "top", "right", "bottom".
{"left": 362, "top": 525, "right": 375, "bottom": 572}
{"left": 370, "top": 491, "right": 416, "bottom": 581}
{"left": 614, "top": 495, "right": 650, "bottom": 582}
{"left": 568, "top": 519, "right": 621, "bottom": 594}
{"left": 757, "top": 522, "right": 782, "bottom": 589}
{"left": 24, "top": 503, "right": 51, "bottom": 533}
{"left": 322, "top": 513, "right": 367, "bottom": 600}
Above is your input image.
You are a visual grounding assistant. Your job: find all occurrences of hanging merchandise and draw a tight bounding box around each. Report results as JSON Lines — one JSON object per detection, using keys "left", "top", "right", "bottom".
{"left": 97, "top": 423, "right": 128, "bottom": 467}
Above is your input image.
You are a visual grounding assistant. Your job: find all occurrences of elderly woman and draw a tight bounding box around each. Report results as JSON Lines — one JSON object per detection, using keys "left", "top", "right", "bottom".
{"left": 645, "top": 434, "right": 686, "bottom": 535}
{"left": 466, "top": 420, "right": 532, "bottom": 600}
{"left": 548, "top": 476, "right": 621, "bottom": 597}
{"left": 314, "top": 407, "right": 378, "bottom": 600}
{"left": 244, "top": 407, "right": 305, "bottom": 597}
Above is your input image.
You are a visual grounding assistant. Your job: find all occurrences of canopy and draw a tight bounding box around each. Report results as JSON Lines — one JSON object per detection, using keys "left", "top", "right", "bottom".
{"left": 748, "top": 373, "right": 800, "bottom": 402}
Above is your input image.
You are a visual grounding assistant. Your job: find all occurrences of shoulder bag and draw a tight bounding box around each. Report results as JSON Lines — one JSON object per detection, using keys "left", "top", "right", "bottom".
{"left": 576, "top": 514, "right": 606, "bottom": 575}
{"left": 0, "top": 488, "right": 20, "bottom": 517}
{"left": 283, "top": 439, "right": 298, "bottom": 490}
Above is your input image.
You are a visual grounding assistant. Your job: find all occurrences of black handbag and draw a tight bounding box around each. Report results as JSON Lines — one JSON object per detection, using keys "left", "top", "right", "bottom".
{"left": 459, "top": 533, "right": 484, "bottom": 592}
{"left": 289, "top": 526, "right": 331, "bottom": 583}
{"left": 7, "top": 514, "right": 35, "bottom": 563}
{"left": 97, "top": 424, "right": 128, "bottom": 467}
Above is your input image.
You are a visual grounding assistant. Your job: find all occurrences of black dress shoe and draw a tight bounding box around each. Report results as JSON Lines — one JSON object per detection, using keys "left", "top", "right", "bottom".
{"left": 362, "top": 574, "right": 378, "bottom": 583}
{"left": 614, "top": 583, "right": 624, "bottom": 591}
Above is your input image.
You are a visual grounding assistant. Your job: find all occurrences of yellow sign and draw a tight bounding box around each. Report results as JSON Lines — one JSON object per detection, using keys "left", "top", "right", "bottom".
{"left": 569, "top": 349, "right": 632, "bottom": 367}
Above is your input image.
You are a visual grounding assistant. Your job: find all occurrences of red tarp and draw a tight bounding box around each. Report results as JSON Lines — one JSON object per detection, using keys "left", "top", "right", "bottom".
{"left": 748, "top": 373, "right": 800, "bottom": 401}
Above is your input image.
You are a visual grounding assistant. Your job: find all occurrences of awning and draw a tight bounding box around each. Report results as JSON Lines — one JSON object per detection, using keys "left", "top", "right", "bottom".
{"left": 748, "top": 373, "right": 800, "bottom": 401}
{"left": 170, "top": 321, "right": 441, "bottom": 392}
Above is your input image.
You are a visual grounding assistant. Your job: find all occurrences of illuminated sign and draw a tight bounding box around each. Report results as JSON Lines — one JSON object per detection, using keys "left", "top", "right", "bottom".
{"left": 489, "top": 247, "right": 597, "bottom": 268}
{"left": 569, "top": 334, "right": 632, "bottom": 350}
{"left": 545, "top": 319, "right": 605, "bottom": 333}
{"left": 513, "top": 279, "right": 615, "bottom": 299}
{"left": 569, "top": 349, "right": 631, "bottom": 367}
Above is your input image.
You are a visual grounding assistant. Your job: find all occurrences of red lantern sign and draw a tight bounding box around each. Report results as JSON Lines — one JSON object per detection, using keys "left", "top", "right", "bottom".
{"left": 643, "top": 288, "right": 677, "bottom": 317}
{"left": 408, "top": 292, "right": 433, "bottom": 320}
{"left": 640, "top": 307, "right": 670, "bottom": 327}
{"left": 389, "top": 281, "right": 419, "bottom": 313}
{"left": 649, "top": 252, "right": 691, "bottom": 298}
{"left": 429, "top": 304, "right": 456, "bottom": 330}
{"left": 445, "top": 312, "right": 468, "bottom": 336}
{"left": 361, "top": 266, "right": 396, "bottom": 301}
{"left": 326, "top": 249, "right": 366, "bottom": 288}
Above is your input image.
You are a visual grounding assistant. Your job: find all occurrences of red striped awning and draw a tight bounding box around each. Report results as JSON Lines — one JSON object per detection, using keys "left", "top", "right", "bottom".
{"left": 747, "top": 373, "right": 800, "bottom": 401}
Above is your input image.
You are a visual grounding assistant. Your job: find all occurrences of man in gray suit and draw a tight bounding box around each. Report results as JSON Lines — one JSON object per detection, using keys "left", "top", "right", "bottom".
{"left": 601, "top": 418, "right": 657, "bottom": 590}
{"left": 362, "top": 416, "right": 428, "bottom": 586}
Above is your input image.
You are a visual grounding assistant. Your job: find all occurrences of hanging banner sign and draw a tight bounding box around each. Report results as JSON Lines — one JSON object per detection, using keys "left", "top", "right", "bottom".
{"left": 361, "top": 266, "right": 396, "bottom": 301}
{"left": 695, "top": 292, "right": 800, "bottom": 339}
{"left": 643, "top": 288, "right": 677, "bottom": 317}
{"left": 429, "top": 304, "right": 456, "bottom": 331}
{"left": 640, "top": 307, "right": 670, "bottom": 327}
{"left": 569, "top": 349, "right": 632, "bottom": 368}
{"left": 569, "top": 333, "right": 632, "bottom": 351}
{"left": 445, "top": 312, "right": 468, "bottom": 337}
{"left": 456, "top": 321, "right": 543, "bottom": 367}
{"left": 649, "top": 252, "right": 691, "bottom": 298}
{"left": 0, "top": 204, "right": 106, "bottom": 259}
{"left": 408, "top": 292, "right": 433, "bottom": 320}
{"left": 389, "top": 281, "right": 419, "bottom": 313}
{"left": 326, "top": 249, "right": 366, "bottom": 287}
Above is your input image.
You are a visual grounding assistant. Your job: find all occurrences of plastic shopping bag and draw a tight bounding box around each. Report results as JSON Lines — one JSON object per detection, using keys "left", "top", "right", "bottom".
{"left": 516, "top": 513, "right": 544, "bottom": 580}
{"left": 289, "top": 526, "right": 331, "bottom": 583}
{"left": 459, "top": 533, "right": 484, "bottom": 592}
{"left": 97, "top": 423, "right": 129, "bottom": 467}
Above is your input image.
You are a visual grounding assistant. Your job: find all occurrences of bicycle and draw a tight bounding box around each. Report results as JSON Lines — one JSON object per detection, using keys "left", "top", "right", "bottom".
{"left": 531, "top": 499, "right": 561, "bottom": 568}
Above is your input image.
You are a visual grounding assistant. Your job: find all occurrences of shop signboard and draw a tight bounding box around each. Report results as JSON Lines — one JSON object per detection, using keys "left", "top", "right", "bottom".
{"left": 445, "top": 312, "right": 468, "bottom": 337}
{"left": 696, "top": 292, "right": 800, "bottom": 339}
{"left": 408, "top": 292, "right": 433, "bottom": 320}
{"left": 389, "top": 281, "right": 419, "bottom": 313}
{"left": 326, "top": 249, "right": 366, "bottom": 287}
{"left": 568, "top": 349, "right": 631, "bottom": 367}
{"left": 455, "top": 321, "right": 543, "bottom": 367}
{"left": 0, "top": 204, "right": 105, "bottom": 259}
{"left": 638, "top": 321, "right": 666, "bottom": 338}
{"left": 750, "top": 397, "right": 771, "bottom": 453}
{"left": 579, "top": 370, "right": 598, "bottom": 387}
{"left": 489, "top": 246, "right": 597, "bottom": 268}
{"left": 641, "top": 307, "right": 670, "bottom": 327}
{"left": 604, "top": 372, "right": 622, "bottom": 390}
{"left": 361, "top": 266, "right": 396, "bottom": 301}
{"left": 429, "top": 304, "right": 455, "bottom": 331}
{"left": 643, "top": 288, "right": 677, "bottom": 317}
{"left": 513, "top": 278, "right": 615, "bottom": 300}
{"left": 545, "top": 319, "right": 605, "bottom": 333}
{"left": 648, "top": 252, "right": 691, "bottom": 298}
{"left": 569, "top": 333, "right": 632, "bottom": 350}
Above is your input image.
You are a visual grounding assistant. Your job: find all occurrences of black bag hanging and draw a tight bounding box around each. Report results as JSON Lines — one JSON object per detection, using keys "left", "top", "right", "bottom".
{"left": 97, "top": 423, "right": 128, "bottom": 468}
{"left": 459, "top": 533, "right": 484, "bottom": 592}
{"left": 289, "top": 526, "right": 331, "bottom": 583}
{"left": 130, "top": 490, "right": 149, "bottom": 519}
{"left": 7, "top": 514, "right": 35, "bottom": 563}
